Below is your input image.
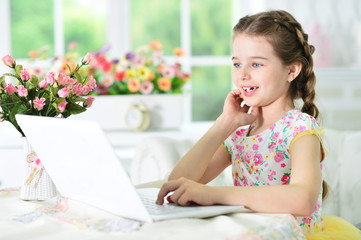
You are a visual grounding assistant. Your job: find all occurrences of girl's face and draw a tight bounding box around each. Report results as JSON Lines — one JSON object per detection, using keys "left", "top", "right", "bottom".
{"left": 232, "top": 33, "right": 292, "bottom": 109}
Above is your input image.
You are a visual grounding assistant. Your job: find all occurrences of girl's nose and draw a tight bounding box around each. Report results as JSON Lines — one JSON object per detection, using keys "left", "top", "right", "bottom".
{"left": 239, "top": 67, "right": 250, "bottom": 81}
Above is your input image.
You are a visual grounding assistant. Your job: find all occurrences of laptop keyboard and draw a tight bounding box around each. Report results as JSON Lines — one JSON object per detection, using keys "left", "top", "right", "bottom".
{"left": 139, "top": 193, "right": 183, "bottom": 216}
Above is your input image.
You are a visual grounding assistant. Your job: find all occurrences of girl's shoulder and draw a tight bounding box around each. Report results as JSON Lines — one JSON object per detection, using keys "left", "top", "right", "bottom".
{"left": 280, "top": 109, "right": 323, "bottom": 141}
{"left": 281, "top": 109, "right": 320, "bottom": 128}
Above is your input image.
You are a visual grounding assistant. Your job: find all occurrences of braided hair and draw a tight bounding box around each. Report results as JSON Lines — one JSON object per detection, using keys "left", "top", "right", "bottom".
{"left": 233, "top": 10, "right": 319, "bottom": 119}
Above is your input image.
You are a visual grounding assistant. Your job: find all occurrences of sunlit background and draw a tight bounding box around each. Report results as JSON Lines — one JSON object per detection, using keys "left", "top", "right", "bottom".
{"left": 1, "top": 0, "right": 361, "bottom": 129}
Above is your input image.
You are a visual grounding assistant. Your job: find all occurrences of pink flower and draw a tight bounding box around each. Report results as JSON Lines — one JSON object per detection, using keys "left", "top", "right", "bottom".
{"left": 32, "top": 66, "right": 44, "bottom": 78}
{"left": 252, "top": 144, "right": 259, "bottom": 151}
{"left": 57, "top": 73, "right": 69, "bottom": 86}
{"left": 272, "top": 132, "right": 280, "bottom": 141}
{"left": 101, "top": 60, "right": 112, "bottom": 73}
{"left": 33, "top": 97, "right": 46, "bottom": 110}
{"left": 39, "top": 79, "right": 48, "bottom": 89}
{"left": 88, "top": 75, "right": 97, "bottom": 88}
{"left": 72, "top": 83, "right": 83, "bottom": 96}
{"left": 45, "top": 72, "right": 56, "bottom": 84}
{"left": 68, "top": 41, "right": 78, "bottom": 50}
{"left": 161, "top": 65, "right": 176, "bottom": 79}
{"left": 81, "top": 84, "right": 92, "bottom": 95}
{"left": 20, "top": 68, "right": 31, "bottom": 81}
{"left": 140, "top": 81, "right": 154, "bottom": 94}
{"left": 84, "top": 96, "right": 95, "bottom": 107}
{"left": 58, "top": 100, "right": 67, "bottom": 112}
{"left": 274, "top": 152, "right": 285, "bottom": 163}
{"left": 244, "top": 151, "right": 254, "bottom": 164}
{"left": 4, "top": 83, "right": 17, "bottom": 95}
{"left": 17, "top": 85, "right": 28, "bottom": 97}
{"left": 58, "top": 88, "right": 70, "bottom": 98}
{"left": 254, "top": 153, "right": 263, "bottom": 166}
{"left": 57, "top": 73, "right": 76, "bottom": 88}
{"left": 134, "top": 57, "right": 145, "bottom": 68}
{"left": 236, "top": 144, "right": 244, "bottom": 152}
{"left": 281, "top": 174, "right": 290, "bottom": 185}
{"left": 268, "top": 170, "right": 276, "bottom": 181}
{"left": 2, "top": 54, "right": 15, "bottom": 67}
{"left": 268, "top": 142, "right": 276, "bottom": 152}
{"left": 82, "top": 52, "right": 93, "bottom": 65}
{"left": 102, "top": 75, "right": 114, "bottom": 88}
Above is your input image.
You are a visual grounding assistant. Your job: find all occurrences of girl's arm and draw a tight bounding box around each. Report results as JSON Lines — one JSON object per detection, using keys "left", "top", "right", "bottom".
{"left": 157, "top": 134, "right": 322, "bottom": 216}
{"left": 167, "top": 116, "right": 234, "bottom": 182}
{"left": 168, "top": 89, "right": 258, "bottom": 182}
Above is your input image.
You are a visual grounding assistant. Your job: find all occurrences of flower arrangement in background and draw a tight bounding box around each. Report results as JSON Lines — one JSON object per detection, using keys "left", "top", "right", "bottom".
{"left": 90, "top": 40, "right": 190, "bottom": 95}
{"left": 0, "top": 53, "right": 97, "bottom": 136}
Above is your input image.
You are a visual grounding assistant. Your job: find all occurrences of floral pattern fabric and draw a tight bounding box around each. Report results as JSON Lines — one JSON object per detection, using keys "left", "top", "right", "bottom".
{"left": 223, "top": 109, "right": 324, "bottom": 233}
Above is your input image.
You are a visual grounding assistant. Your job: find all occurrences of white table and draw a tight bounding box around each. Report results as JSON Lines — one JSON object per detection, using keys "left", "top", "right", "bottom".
{"left": 0, "top": 188, "right": 306, "bottom": 240}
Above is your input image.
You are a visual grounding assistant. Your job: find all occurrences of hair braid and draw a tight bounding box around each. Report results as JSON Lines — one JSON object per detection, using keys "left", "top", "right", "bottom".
{"left": 275, "top": 15, "right": 320, "bottom": 119}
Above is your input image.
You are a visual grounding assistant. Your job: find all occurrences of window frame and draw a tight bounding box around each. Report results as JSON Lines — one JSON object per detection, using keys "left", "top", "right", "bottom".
{"left": 0, "top": 0, "right": 248, "bottom": 124}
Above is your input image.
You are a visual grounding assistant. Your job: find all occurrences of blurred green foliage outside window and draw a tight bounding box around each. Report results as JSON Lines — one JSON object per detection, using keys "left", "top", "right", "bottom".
{"left": 10, "top": 0, "right": 54, "bottom": 58}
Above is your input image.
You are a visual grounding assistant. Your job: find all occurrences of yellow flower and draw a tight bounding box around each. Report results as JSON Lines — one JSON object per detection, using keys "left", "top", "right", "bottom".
{"left": 127, "top": 78, "right": 140, "bottom": 92}
{"left": 158, "top": 77, "right": 171, "bottom": 91}
{"left": 126, "top": 69, "right": 136, "bottom": 78}
{"left": 265, "top": 154, "right": 269, "bottom": 159}
{"left": 252, "top": 137, "right": 257, "bottom": 142}
{"left": 137, "top": 67, "right": 150, "bottom": 80}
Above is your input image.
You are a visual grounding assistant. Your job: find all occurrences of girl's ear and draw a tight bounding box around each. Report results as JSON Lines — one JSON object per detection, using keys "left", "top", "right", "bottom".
{"left": 288, "top": 62, "right": 302, "bottom": 82}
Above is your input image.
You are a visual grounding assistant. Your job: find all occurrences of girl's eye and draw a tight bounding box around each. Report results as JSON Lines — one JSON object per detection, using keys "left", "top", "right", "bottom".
{"left": 253, "top": 63, "right": 262, "bottom": 68}
{"left": 233, "top": 63, "right": 241, "bottom": 68}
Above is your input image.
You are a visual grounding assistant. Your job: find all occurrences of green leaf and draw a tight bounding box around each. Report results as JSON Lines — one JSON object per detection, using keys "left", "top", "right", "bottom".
{"left": 0, "top": 76, "right": 5, "bottom": 88}
{"left": 66, "top": 64, "right": 72, "bottom": 75}
{"left": 74, "top": 72, "right": 82, "bottom": 83}
{"left": 66, "top": 103, "right": 86, "bottom": 115}
{"left": 73, "top": 96, "right": 88, "bottom": 102}
{"left": 55, "top": 97, "right": 65, "bottom": 105}
{"left": 15, "top": 65, "right": 23, "bottom": 77}
{"left": 31, "top": 75, "right": 39, "bottom": 87}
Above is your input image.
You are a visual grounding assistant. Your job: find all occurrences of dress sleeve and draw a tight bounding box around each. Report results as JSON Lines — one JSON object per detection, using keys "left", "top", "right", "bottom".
{"left": 287, "top": 116, "right": 326, "bottom": 161}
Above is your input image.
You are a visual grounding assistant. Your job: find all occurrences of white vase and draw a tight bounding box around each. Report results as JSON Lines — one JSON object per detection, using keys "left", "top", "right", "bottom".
{"left": 20, "top": 138, "right": 57, "bottom": 200}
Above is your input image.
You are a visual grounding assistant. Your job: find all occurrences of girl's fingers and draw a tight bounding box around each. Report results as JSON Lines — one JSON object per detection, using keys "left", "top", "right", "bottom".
{"left": 156, "top": 180, "right": 181, "bottom": 204}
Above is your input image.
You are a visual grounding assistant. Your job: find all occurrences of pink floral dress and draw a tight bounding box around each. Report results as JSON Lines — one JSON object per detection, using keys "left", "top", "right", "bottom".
{"left": 223, "top": 109, "right": 325, "bottom": 233}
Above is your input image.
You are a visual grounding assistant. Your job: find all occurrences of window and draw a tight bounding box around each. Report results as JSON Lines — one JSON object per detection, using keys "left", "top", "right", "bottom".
{"left": 3, "top": 0, "right": 235, "bottom": 122}
{"left": 131, "top": 0, "right": 181, "bottom": 55}
{"left": 63, "top": 0, "right": 107, "bottom": 56}
{"left": 10, "top": 0, "right": 54, "bottom": 58}
{"left": 130, "top": 0, "right": 233, "bottom": 121}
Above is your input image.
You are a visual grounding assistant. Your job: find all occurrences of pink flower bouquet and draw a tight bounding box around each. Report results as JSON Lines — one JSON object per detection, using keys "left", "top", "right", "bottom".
{"left": 89, "top": 40, "right": 190, "bottom": 95}
{"left": 0, "top": 53, "right": 97, "bottom": 136}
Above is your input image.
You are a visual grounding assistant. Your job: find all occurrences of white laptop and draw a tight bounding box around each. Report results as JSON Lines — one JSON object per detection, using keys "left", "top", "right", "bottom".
{"left": 15, "top": 114, "right": 246, "bottom": 223}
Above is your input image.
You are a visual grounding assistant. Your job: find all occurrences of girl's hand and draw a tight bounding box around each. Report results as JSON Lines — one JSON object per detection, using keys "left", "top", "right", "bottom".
{"left": 156, "top": 178, "right": 216, "bottom": 206}
{"left": 222, "top": 89, "right": 259, "bottom": 127}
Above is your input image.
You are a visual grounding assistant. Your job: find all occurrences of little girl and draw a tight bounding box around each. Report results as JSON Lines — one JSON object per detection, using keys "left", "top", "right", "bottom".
{"left": 156, "top": 10, "right": 361, "bottom": 239}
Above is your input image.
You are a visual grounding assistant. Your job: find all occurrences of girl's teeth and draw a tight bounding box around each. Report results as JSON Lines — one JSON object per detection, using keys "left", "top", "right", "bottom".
{"left": 244, "top": 87, "right": 256, "bottom": 92}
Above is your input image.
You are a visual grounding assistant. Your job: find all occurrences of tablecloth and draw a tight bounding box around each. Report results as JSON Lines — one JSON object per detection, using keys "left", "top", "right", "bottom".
{"left": 0, "top": 188, "right": 306, "bottom": 240}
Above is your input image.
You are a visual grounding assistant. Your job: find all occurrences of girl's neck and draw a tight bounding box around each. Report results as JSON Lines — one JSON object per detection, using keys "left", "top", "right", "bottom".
{"left": 249, "top": 103, "right": 294, "bottom": 136}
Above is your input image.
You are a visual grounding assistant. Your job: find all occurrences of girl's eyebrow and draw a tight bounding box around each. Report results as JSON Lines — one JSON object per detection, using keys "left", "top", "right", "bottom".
{"left": 232, "top": 56, "right": 269, "bottom": 61}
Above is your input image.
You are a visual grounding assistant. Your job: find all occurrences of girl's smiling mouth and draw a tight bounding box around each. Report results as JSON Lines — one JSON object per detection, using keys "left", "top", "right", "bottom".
{"left": 242, "top": 86, "right": 259, "bottom": 96}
